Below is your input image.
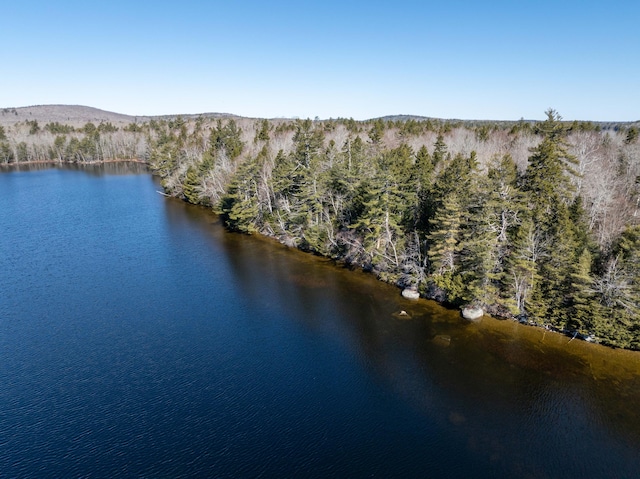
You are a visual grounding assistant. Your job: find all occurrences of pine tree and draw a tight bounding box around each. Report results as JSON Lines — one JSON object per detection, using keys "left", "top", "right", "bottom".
{"left": 522, "top": 109, "right": 578, "bottom": 223}
{"left": 539, "top": 204, "right": 580, "bottom": 326}
{"left": 428, "top": 194, "right": 463, "bottom": 276}
{"left": 412, "top": 145, "right": 435, "bottom": 232}
{"left": 211, "top": 119, "right": 245, "bottom": 160}
{"left": 517, "top": 110, "right": 582, "bottom": 324}
{"left": 255, "top": 119, "right": 270, "bottom": 142}
{"left": 292, "top": 119, "right": 324, "bottom": 167}
{"left": 220, "top": 150, "right": 266, "bottom": 233}
{"left": 182, "top": 165, "right": 202, "bottom": 204}
{"left": 505, "top": 217, "right": 541, "bottom": 316}
{"left": 329, "top": 136, "right": 366, "bottom": 225}
{"left": 588, "top": 226, "right": 640, "bottom": 349}
{"left": 566, "top": 248, "right": 597, "bottom": 334}
{"left": 425, "top": 151, "right": 480, "bottom": 302}
{"left": 432, "top": 133, "right": 448, "bottom": 168}
{"left": 348, "top": 146, "right": 415, "bottom": 273}
{"left": 368, "top": 119, "right": 385, "bottom": 145}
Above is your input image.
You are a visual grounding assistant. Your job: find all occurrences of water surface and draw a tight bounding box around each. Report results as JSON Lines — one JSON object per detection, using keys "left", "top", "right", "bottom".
{"left": 1, "top": 164, "right": 639, "bottom": 478}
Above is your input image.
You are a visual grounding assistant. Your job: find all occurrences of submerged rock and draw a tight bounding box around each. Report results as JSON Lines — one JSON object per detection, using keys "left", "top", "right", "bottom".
{"left": 402, "top": 288, "right": 420, "bottom": 300}
{"left": 433, "top": 334, "right": 451, "bottom": 347}
{"left": 461, "top": 306, "right": 484, "bottom": 322}
{"left": 392, "top": 310, "right": 411, "bottom": 319}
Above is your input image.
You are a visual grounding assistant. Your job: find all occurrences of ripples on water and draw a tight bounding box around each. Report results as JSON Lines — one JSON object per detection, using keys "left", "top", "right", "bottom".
{"left": 1, "top": 165, "right": 640, "bottom": 478}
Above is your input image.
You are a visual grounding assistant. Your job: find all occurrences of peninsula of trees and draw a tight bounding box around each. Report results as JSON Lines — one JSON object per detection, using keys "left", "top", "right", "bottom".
{"left": 2, "top": 106, "right": 640, "bottom": 349}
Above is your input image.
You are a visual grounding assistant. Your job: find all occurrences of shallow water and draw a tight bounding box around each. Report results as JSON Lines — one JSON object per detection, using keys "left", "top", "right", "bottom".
{"left": 1, "top": 164, "right": 639, "bottom": 478}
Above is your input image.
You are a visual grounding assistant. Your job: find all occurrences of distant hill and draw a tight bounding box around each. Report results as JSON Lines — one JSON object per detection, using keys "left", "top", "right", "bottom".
{"left": 1, "top": 104, "right": 637, "bottom": 129}
{"left": 0, "top": 105, "right": 149, "bottom": 126}
{"left": 0, "top": 105, "right": 242, "bottom": 128}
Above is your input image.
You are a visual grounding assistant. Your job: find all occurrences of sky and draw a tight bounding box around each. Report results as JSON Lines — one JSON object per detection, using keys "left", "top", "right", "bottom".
{"left": 1, "top": 0, "right": 638, "bottom": 121}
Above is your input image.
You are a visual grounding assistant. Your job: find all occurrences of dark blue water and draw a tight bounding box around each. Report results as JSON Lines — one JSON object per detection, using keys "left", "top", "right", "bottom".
{"left": 1, "top": 165, "right": 640, "bottom": 478}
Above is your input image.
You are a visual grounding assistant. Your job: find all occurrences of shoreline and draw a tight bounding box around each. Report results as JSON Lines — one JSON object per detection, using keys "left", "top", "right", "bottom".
{"left": 166, "top": 189, "right": 635, "bottom": 352}
{"left": 0, "top": 158, "right": 147, "bottom": 167}
{"left": 1, "top": 160, "right": 634, "bottom": 352}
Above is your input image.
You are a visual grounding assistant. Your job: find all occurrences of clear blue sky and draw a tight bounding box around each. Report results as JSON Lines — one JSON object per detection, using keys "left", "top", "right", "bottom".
{"left": 1, "top": 0, "right": 638, "bottom": 121}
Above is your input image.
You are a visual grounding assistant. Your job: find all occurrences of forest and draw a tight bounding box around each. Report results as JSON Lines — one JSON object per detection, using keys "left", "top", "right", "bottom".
{"left": 2, "top": 110, "right": 640, "bottom": 349}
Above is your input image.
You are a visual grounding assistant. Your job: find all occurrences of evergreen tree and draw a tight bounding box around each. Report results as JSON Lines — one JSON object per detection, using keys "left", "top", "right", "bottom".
{"left": 422, "top": 151, "right": 473, "bottom": 292}
{"left": 27, "top": 120, "right": 40, "bottom": 135}
{"left": 182, "top": 165, "right": 201, "bottom": 204}
{"left": 0, "top": 141, "right": 14, "bottom": 163}
{"left": 522, "top": 109, "right": 578, "bottom": 222}
{"left": 432, "top": 133, "right": 448, "bottom": 168}
{"left": 255, "top": 119, "right": 270, "bottom": 142}
{"left": 412, "top": 145, "right": 435, "bottom": 232}
{"left": 414, "top": 145, "right": 434, "bottom": 192}
{"left": 519, "top": 110, "right": 582, "bottom": 324}
{"left": 478, "top": 155, "right": 525, "bottom": 310}
{"left": 268, "top": 121, "right": 327, "bottom": 249}
{"left": 292, "top": 119, "right": 324, "bottom": 168}
{"left": 590, "top": 227, "right": 640, "bottom": 348}
{"left": 53, "top": 135, "right": 66, "bottom": 161}
{"left": 566, "top": 248, "right": 598, "bottom": 334}
{"left": 624, "top": 127, "right": 638, "bottom": 145}
{"left": 505, "top": 218, "right": 541, "bottom": 316}
{"left": 326, "top": 136, "right": 365, "bottom": 225}
{"left": 528, "top": 203, "right": 578, "bottom": 326}
{"left": 220, "top": 150, "right": 265, "bottom": 233}
{"left": 368, "top": 119, "right": 385, "bottom": 145}
{"left": 428, "top": 194, "right": 463, "bottom": 277}
{"left": 349, "top": 148, "right": 413, "bottom": 273}
{"left": 211, "top": 119, "right": 244, "bottom": 159}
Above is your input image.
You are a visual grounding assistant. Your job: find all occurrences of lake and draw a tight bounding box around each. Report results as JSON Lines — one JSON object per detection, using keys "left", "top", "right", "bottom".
{"left": 1, "top": 164, "right": 640, "bottom": 478}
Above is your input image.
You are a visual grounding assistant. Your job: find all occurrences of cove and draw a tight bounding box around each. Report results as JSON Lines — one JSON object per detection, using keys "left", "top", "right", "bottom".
{"left": 1, "top": 164, "right": 640, "bottom": 478}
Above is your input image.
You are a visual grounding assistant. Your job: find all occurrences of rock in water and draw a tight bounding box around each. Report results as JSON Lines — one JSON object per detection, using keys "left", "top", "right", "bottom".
{"left": 402, "top": 288, "right": 420, "bottom": 299}
{"left": 392, "top": 310, "right": 411, "bottom": 319}
{"left": 433, "top": 335, "right": 451, "bottom": 347}
{"left": 461, "top": 306, "right": 484, "bottom": 322}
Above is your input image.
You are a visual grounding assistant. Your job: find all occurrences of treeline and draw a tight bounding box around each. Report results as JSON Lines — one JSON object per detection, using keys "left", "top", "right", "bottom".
{"left": 0, "top": 120, "right": 147, "bottom": 163}
{"left": 147, "top": 111, "right": 640, "bottom": 349}
{"left": 3, "top": 111, "right": 640, "bottom": 349}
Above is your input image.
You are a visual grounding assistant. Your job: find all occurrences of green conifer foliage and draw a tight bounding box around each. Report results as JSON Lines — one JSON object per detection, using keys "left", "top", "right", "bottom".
{"left": 566, "top": 248, "right": 598, "bottom": 334}
{"left": 432, "top": 133, "right": 448, "bottom": 168}
{"left": 0, "top": 141, "right": 14, "bottom": 163}
{"left": 599, "top": 227, "right": 640, "bottom": 348}
{"left": 211, "top": 119, "right": 245, "bottom": 159}
{"left": 326, "top": 136, "right": 365, "bottom": 225}
{"left": 518, "top": 110, "right": 583, "bottom": 324}
{"left": 428, "top": 194, "right": 463, "bottom": 277}
{"left": 292, "top": 119, "right": 324, "bottom": 168}
{"left": 129, "top": 111, "right": 640, "bottom": 349}
{"left": 531, "top": 203, "right": 578, "bottom": 326}
{"left": 182, "top": 165, "right": 202, "bottom": 204}
{"left": 624, "top": 127, "right": 638, "bottom": 145}
{"left": 426, "top": 151, "right": 483, "bottom": 303}
{"left": 255, "top": 119, "right": 270, "bottom": 142}
{"left": 220, "top": 152, "right": 263, "bottom": 233}
{"left": 368, "top": 119, "right": 385, "bottom": 145}
{"left": 522, "top": 109, "right": 578, "bottom": 221}
{"left": 411, "top": 145, "right": 435, "bottom": 232}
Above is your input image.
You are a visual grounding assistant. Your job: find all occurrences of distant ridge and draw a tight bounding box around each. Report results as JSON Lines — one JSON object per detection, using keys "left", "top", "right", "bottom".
{"left": 375, "top": 114, "right": 639, "bottom": 130}
{"left": 0, "top": 105, "right": 239, "bottom": 127}
{"left": 0, "top": 105, "right": 145, "bottom": 126}
{"left": 1, "top": 104, "right": 637, "bottom": 128}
